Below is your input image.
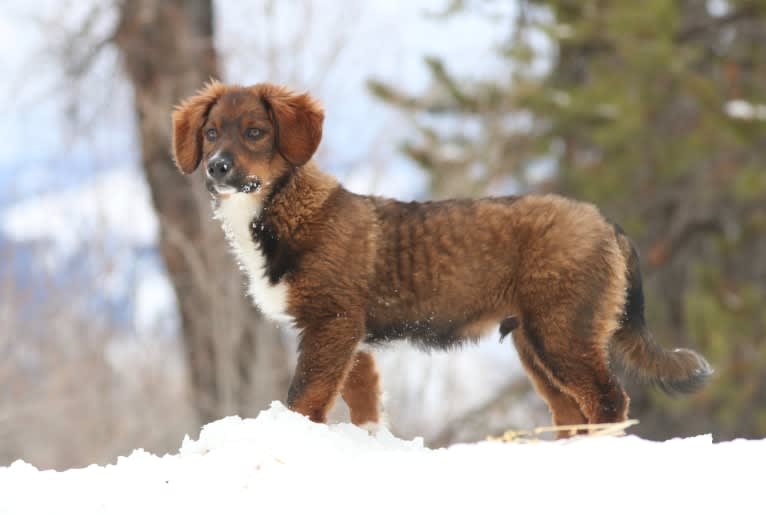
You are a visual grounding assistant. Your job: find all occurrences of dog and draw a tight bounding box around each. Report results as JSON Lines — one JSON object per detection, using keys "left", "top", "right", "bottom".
{"left": 171, "top": 81, "right": 712, "bottom": 437}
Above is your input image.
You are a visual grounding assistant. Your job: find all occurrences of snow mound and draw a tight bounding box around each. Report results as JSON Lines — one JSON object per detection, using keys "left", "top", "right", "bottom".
{"left": 1, "top": 401, "right": 762, "bottom": 514}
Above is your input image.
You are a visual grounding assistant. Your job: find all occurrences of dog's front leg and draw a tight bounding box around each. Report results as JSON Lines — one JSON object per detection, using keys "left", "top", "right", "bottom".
{"left": 287, "top": 317, "right": 363, "bottom": 423}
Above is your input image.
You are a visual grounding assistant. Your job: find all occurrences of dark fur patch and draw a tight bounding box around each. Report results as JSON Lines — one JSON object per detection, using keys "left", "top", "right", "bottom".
{"left": 250, "top": 195, "right": 301, "bottom": 284}
{"left": 365, "top": 319, "right": 465, "bottom": 350}
{"left": 248, "top": 163, "right": 302, "bottom": 285}
{"left": 621, "top": 242, "right": 646, "bottom": 330}
{"left": 611, "top": 222, "right": 646, "bottom": 331}
{"left": 498, "top": 316, "right": 520, "bottom": 340}
{"left": 250, "top": 219, "right": 300, "bottom": 284}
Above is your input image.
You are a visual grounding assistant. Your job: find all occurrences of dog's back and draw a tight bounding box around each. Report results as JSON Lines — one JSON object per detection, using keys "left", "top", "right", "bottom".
{"left": 362, "top": 194, "right": 621, "bottom": 345}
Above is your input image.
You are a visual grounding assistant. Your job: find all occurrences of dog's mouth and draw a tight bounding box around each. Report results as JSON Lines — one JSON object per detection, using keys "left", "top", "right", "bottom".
{"left": 239, "top": 180, "right": 261, "bottom": 194}
{"left": 206, "top": 176, "right": 262, "bottom": 197}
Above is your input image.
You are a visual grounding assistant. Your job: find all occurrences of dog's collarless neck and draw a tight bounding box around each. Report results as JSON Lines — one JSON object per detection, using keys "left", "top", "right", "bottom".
{"left": 253, "top": 163, "right": 340, "bottom": 242}
{"left": 255, "top": 164, "right": 299, "bottom": 227}
{"left": 264, "top": 164, "right": 299, "bottom": 210}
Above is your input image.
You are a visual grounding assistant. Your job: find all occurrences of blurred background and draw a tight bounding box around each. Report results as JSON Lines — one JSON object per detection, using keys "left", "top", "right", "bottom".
{"left": 1, "top": 0, "right": 764, "bottom": 470}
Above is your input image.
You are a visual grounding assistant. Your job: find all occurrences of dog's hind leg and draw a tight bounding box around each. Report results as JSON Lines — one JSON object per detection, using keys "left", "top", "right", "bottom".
{"left": 522, "top": 315, "right": 630, "bottom": 426}
{"left": 512, "top": 330, "right": 588, "bottom": 438}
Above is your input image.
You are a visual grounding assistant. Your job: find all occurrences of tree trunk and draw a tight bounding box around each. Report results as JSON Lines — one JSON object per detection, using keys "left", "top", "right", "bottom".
{"left": 114, "top": 0, "right": 290, "bottom": 425}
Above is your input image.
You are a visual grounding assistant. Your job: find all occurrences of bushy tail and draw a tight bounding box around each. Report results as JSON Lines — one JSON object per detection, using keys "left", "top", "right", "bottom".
{"left": 611, "top": 227, "right": 713, "bottom": 394}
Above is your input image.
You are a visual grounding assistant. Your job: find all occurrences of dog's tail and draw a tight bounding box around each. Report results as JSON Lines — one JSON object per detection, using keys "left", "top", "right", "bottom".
{"left": 610, "top": 226, "right": 713, "bottom": 394}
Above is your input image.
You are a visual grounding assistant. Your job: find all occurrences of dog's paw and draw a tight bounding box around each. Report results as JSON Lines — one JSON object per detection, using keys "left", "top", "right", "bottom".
{"left": 359, "top": 421, "right": 386, "bottom": 435}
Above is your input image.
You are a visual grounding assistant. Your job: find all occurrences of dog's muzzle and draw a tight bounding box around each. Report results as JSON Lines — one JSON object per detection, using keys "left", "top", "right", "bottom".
{"left": 205, "top": 152, "right": 261, "bottom": 195}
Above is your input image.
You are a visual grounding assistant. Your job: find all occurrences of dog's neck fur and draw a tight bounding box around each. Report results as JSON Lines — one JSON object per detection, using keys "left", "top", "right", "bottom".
{"left": 258, "top": 161, "right": 340, "bottom": 241}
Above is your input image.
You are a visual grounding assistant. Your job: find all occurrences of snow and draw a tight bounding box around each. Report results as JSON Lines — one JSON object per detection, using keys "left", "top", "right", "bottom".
{"left": 725, "top": 99, "right": 766, "bottom": 121}
{"left": 1, "top": 402, "right": 761, "bottom": 515}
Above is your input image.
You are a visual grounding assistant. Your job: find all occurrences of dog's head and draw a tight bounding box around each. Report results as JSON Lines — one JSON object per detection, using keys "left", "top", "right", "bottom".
{"left": 171, "top": 81, "right": 324, "bottom": 197}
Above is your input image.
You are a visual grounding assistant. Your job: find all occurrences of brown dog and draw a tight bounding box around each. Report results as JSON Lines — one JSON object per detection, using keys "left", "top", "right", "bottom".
{"left": 171, "top": 81, "right": 712, "bottom": 437}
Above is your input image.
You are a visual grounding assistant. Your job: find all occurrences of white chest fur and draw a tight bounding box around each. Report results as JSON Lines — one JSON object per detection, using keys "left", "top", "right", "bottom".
{"left": 213, "top": 193, "right": 293, "bottom": 324}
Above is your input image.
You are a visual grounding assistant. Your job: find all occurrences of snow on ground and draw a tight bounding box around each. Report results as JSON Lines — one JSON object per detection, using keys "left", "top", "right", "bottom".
{"left": 0, "top": 402, "right": 761, "bottom": 515}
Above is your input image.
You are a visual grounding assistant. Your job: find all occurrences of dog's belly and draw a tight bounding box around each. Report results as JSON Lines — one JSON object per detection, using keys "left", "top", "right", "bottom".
{"left": 365, "top": 317, "right": 467, "bottom": 349}
{"left": 214, "top": 193, "right": 293, "bottom": 324}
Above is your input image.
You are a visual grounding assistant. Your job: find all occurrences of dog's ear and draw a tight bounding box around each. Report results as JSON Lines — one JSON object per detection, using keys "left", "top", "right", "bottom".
{"left": 257, "top": 84, "right": 324, "bottom": 167}
{"left": 171, "top": 80, "right": 228, "bottom": 174}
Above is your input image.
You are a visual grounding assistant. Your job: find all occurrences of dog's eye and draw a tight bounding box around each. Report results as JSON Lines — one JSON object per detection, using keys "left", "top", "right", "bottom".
{"left": 245, "top": 128, "right": 263, "bottom": 140}
{"left": 206, "top": 128, "right": 218, "bottom": 141}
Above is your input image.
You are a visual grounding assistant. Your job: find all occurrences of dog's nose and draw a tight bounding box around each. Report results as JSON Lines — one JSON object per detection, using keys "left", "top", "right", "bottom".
{"left": 207, "top": 155, "right": 233, "bottom": 180}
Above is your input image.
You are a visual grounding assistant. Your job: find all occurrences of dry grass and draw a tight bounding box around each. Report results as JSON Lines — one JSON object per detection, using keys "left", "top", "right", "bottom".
{"left": 487, "top": 419, "right": 640, "bottom": 443}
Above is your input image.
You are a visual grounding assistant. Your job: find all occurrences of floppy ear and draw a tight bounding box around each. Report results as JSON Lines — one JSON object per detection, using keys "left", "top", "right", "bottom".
{"left": 171, "top": 80, "right": 228, "bottom": 174}
{"left": 257, "top": 84, "right": 324, "bottom": 167}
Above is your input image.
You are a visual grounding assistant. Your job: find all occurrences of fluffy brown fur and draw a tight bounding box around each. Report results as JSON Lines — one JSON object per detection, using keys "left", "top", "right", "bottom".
{"left": 171, "top": 81, "right": 712, "bottom": 436}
